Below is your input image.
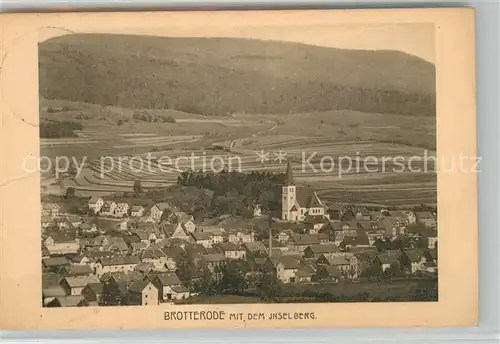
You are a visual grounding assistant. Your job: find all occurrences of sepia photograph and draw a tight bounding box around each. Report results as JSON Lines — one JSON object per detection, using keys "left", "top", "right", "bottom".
{"left": 0, "top": 9, "right": 477, "bottom": 329}
{"left": 39, "top": 23, "right": 438, "bottom": 308}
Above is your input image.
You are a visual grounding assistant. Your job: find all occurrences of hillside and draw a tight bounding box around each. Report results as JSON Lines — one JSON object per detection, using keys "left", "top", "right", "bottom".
{"left": 39, "top": 34, "right": 436, "bottom": 116}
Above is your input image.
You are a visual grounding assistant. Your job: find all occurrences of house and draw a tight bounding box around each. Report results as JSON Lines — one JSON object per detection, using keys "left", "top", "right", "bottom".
{"left": 94, "top": 255, "right": 141, "bottom": 278}
{"left": 303, "top": 215, "right": 330, "bottom": 233}
{"left": 107, "top": 236, "right": 129, "bottom": 254}
{"left": 149, "top": 272, "right": 186, "bottom": 302}
{"left": 163, "top": 222, "right": 191, "bottom": 242}
{"left": 41, "top": 216, "right": 53, "bottom": 231}
{"left": 326, "top": 203, "right": 343, "bottom": 220}
{"left": 373, "top": 250, "right": 403, "bottom": 272}
{"left": 415, "top": 211, "right": 437, "bottom": 228}
{"left": 354, "top": 207, "right": 371, "bottom": 221}
{"left": 315, "top": 265, "right": 342, "bottom": 282}
{"left": 303, "top": 244, "right": 341, "bottom": 259}
{"left": 170, "top": 285, "right": 190, "bottom": 300}
{"left": 400, "top": 249, "right": 427, "bottom": 274}
{"left": 295, "top": 268, "right": 315, "bottom": 283}
{"left": 141, "top": 248, "right": 173, "bottom": 271}
{"left": 287, "top": 233, "right": 320, "bottom": 252}
{"left": 130, "top": 206, "right": 145, "bottom": 217}
{"left": 274, "top": 257, "right": 301, "bottom": 283}
{"left": 340, "top": 209, "right": 356, "bottom": 221}
{"left": 281, "top": 161, "right": 329, "bottom": 222}
{"left": 228, "top": 230, "right": 255, "bottom": 244}
{"left": 79, "top": 223, "right": 98, "bottom": 234}
{"left": 201, "top": 253, "right": 226, "bottom": 272}
{"left": 81, "top": 282, "right": 104, "bottom": 304}
{"left": 378, "top": 217, "right": 404, "bottom": 237}
{"left": 422, "top": 249, "right": 438, "bottom": 273}
{"left": 406, "top": 224, "right": 438, "bottom": 249}
{"left": 66, "top": 215, "right": 83, "bottom": 228}
{"left": 320, "top": 222, "right": 357, "bottom": 245}
{"left": 127, "top": 280, "right": 159, "bottom": 306}
{"left": 44, "top": 232, "right": 79, "bottom": 255}
{"left": 277, "top": 230, "right": 291, "bottom": 244}
{"left": 60, "top": 275, "right": 100, "bottom": 296}
{"left": 191, "top": 232, "right": 213, "bottom": 248}
{"left": 41, "top": 203, "right": 61, "bottom": 218}
{"left": 100, "top": 201, "right": 117, "bottom": 217}
{"left": 340, "top": 233, "right": 370, "bottom": 249}
{"left": 150, "top": 203, "right": 173, "bottom": 222}
{"left": 42, "top": 256, "right": 71, "bottom": 272}
{"left": 263, "top": 240, "right": 288, "bottom": 254}
{"left": 88, "top": 196, "right": 104, "bottom": 213}
{"left": 253, "top": 204, "right": 262, "bottom": 217}
{"left": 42, "top": 244, "right": 50, "bottom": 259}
{"left": 216, "top": 243, "right": 247, "bottom": 260}
{"left": 315, "top": 254, "right": 354, "bottom": 277}
{"left": 243, "top": 241, "right": 267, "bottom": 256}
{"left": 42, "top": 285, "right": 67, "bottom": 306}
{"left": 114, "top": 203, "right": 130, "bottom": 217}
{"left": 46, "top": 295, "right": 87, "bottom": 307}
{"left": 62, "top": 264, "right": 94, "bottom": 277}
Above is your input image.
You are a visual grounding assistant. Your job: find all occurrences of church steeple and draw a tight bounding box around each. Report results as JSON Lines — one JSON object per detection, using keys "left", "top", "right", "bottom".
{"left": 284, "top": 160, "right": 294, "bottom": 186}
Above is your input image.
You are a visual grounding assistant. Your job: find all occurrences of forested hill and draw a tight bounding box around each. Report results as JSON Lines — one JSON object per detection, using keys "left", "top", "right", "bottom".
{"left": 39, "top": 34, "right": 436, "bottom": 116}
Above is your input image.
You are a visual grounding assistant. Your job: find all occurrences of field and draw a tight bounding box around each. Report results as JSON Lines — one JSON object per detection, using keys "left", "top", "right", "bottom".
{"left": 40, "top": 98, "right": 436, "bottom": 207}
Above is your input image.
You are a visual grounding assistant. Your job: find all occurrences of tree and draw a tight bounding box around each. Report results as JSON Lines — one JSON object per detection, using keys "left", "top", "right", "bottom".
{"left": 65, "top": 187, "right": 76, "bottom": 198}
{"left": 214, "top": 261, "right": 249, "bottom": 294}
{"left": 256, "top": 265, "right": 283, "bottom": 302}
{"left": 133, "top": 180, "right": 143, "bottom": 196}
{"left": 117, "top": 119, "right": 124, "bottom": 126}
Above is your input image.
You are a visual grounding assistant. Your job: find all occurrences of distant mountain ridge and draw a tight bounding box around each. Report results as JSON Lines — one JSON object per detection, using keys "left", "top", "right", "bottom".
{"left": 39, "top": 34, "right": 436, "bottom": 116}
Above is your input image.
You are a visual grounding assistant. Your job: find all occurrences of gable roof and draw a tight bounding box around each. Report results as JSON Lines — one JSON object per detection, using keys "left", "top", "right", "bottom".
{"left": 153, "top": 272, "right": 182, "bottom": 286}
{"left": 63, "top": 265, "right": 93, "bottom": 276}
{"left": 46, "top": 231, "right": 77, "bottom": 243}
{"left": 275, "top": 256, "right": 301, "bottom": 270}
{"left": 43, "top": 256, "right": 71, "bottom": 267}
{"left": 52, "top": 295, "right": 85, "bottom": 307}
{"left": 306, "top": 244, "right": 340, "bottom": 254}
{"left": 62, "top": 275, "right": 100, "bottom": 288}
{"left": 89, "top": 196, "right": 102, "bottom": 203}
{"left": 295, "top": 187, "right": 324, "bottom": 209}
{"left": 323, "top": 255, "right": 350, "bottom": 266}
{"left": 405, "top": 249, "right": 427, "bottom": 262}
{"left": 98, "top": 255, "right": 141, "bottom": 266}
{"left": 153, "top": 203, "right": 171, "bottom": 211}
{"left": 376, "top": 250, "right": 402, "bottom": 264}
{"left": 84, "top": 282, "right": 104, "bottom": 295}
{"left": 171, "top": 285, "right": 189, "bottom": 293}
{"left": 290, "top": 233, "right": 320, "bottom": 246}
{"left": 127, "top": 280, "right": 151, "bottom": 293}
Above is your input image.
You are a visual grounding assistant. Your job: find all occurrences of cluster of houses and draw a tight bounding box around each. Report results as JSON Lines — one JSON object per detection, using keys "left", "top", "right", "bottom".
{"left": 41, "top": 163, "right": 438, "bottom": 307}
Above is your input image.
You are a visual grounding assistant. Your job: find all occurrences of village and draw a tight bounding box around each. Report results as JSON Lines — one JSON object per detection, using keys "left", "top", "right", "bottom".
{"left": 41, "top": 162, "right": 438, "bottom": 307}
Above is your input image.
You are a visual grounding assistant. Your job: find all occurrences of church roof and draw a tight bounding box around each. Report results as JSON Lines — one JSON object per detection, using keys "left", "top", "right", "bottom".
{"left": 296, "top": 187, "right": 324, "bottom": 209}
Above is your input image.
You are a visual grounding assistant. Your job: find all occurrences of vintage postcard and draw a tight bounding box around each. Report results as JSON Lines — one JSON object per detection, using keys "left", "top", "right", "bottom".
{"left": 0, "top": 8, "right": 477, "bottom": 330}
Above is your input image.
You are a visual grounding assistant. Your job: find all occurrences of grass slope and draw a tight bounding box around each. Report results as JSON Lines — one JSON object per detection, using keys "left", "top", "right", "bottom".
{"left": 39, "top": 34, "right": 436, "bottom": 117}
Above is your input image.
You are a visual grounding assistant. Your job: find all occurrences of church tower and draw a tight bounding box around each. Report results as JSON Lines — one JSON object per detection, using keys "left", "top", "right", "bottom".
{"left": 281, "top": 161, "right": 297, "bottom": 221}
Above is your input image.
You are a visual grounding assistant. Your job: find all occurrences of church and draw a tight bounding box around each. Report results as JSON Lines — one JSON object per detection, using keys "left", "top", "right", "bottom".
{"left": 281, "top": 161, "right": 329, "bottom": 222}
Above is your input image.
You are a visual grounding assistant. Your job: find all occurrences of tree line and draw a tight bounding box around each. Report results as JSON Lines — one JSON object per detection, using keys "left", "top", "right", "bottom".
{"left": 177, "top": 169, "right": 286, "bottom": 217}
{"left": 39, "top": 120, "right": 83, "bottom": 138}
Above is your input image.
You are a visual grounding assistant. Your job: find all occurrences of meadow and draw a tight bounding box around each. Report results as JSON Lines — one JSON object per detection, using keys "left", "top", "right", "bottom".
{"left": 40, "top": 98, "right": 436, "bottom": 208}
